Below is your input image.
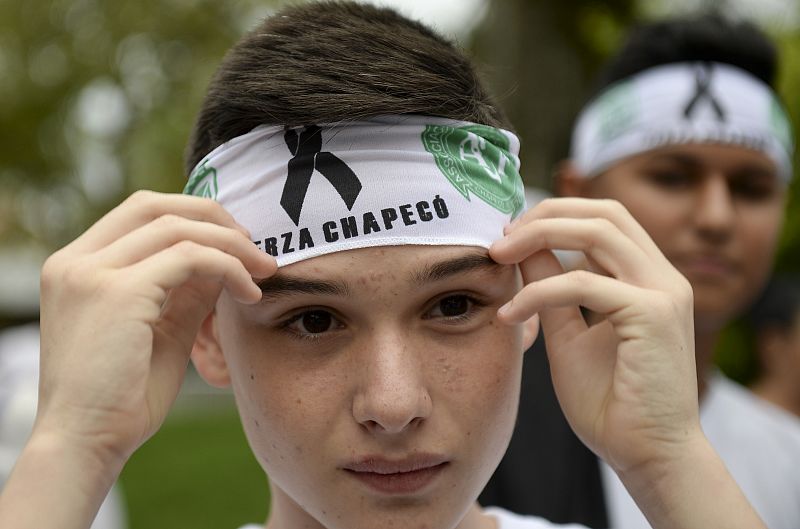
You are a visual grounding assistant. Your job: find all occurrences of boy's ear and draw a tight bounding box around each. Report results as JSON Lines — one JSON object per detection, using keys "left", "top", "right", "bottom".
{"left": 191, "top": 311, "right": 231, "bottom": 388}
{"left": 522, "top": 314, "right": 540, "bottom": 351}
{"left": 554, "top": 160, "right": 591, "bottom": 198}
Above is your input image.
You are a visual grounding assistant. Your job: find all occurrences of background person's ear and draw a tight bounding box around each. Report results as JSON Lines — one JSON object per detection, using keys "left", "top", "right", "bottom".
{"left": 191, "top": 312, "right": 231, "bottom": 388}
{"left": 554, "top": 160, "right": 592, "bottom": 198}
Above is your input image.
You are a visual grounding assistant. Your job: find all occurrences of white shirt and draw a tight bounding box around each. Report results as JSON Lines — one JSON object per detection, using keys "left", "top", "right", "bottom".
{"left": 0, "top": 324, "right": 128, "bottom": 529}
{"left": 239, "top": 507, "right": 586, "bottom": 529}
{"left": 602, "top": 372, "right": 800, "bottom": 529}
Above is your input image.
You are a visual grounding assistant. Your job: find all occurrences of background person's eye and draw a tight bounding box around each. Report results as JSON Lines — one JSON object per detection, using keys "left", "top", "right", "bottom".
{"left": 645, "top": 169, "right": 695, "bottom": 189}
{"left": 729, "top": 176, "right": 778, "bottom": 202}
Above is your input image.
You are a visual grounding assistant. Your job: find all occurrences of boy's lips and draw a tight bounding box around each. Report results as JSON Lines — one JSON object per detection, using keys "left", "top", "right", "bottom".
{"left": 340, "top": 454, "right": 450, "bottom": 494}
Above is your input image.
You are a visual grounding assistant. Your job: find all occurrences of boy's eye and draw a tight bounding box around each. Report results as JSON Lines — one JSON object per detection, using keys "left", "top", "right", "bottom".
{"left": 438, "top": 295, "right": 470, "bottom": 317}
{"left": 427, "top": 294, "right": 480, "bottom": 320}
{"left": 300, "top": 310, "right": 334, "bottom": 333}
{"left": 284, "top": 309, "right": 342, "bottom": 337}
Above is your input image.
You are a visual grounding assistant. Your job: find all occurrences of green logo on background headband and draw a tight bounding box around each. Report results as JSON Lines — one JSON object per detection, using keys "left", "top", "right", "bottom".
{"left": 769, "top": 97, "right": 793, "bottom": 150}
{"left": 422, "top": 124, "right": 524, "bottom": 217}
{"left": 594, "top": 80, "right": 637, "bottom": 143}
{"left": 183, "top": 161, "right": 219, "bottom": 199}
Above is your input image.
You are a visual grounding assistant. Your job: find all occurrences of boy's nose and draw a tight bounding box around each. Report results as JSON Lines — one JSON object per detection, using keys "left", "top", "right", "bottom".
{"left": 352, "top": 332, "right": 432, "bottom": 435}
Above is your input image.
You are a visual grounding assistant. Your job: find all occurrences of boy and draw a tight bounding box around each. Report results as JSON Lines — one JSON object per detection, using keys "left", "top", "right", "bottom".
{"left": 0, "top": 4, "right": 768, "bottom": 529}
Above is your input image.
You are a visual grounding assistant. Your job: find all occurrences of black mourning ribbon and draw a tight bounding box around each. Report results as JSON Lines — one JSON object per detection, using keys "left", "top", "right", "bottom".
{"left": 280, "top": 125, "right": 362, "bottom": 226}
{"left": 683, "top": 63, "right": 726, "bottom": 121}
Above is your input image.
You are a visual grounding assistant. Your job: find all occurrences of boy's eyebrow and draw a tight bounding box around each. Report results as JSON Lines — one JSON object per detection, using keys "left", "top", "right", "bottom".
{"left": 257, "top": 275, "right": 349, "bottom": 300}
{"left": 412, "top": 253, "right": 502, "bottom": 285}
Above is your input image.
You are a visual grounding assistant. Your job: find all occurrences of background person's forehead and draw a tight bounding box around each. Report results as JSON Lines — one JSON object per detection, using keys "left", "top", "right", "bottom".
{"left": 621, "top": 142, "right": 779, "bottom": 172}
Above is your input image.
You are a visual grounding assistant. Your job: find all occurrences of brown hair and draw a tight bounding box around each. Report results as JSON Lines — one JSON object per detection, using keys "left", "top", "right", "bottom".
{"left": 185, "top": 0, "right": 509, "bottom": 174}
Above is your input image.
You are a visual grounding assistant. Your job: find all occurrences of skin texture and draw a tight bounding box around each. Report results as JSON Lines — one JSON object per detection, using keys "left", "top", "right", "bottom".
{"left": 202, "top": 247, "right": 527, "bottom": 529}
{"left": 559, "top": 143, "right": 787, "bottom": 392}
{"left": 0, "top": 193, "right": 767, "bottom": 529}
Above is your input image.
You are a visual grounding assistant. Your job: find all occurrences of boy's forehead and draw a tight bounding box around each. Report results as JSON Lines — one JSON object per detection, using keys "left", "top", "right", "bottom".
{"left": 258, "top": 245, "right": 501, "bottom": 297}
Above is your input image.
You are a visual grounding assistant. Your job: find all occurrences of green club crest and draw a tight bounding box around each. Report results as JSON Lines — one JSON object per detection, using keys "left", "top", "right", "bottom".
{"left": 594, "top": 80, "right": 637, "bottom": 144}
{"left": 769, "top": 97, "right": 793, "bottom": 151}
{"left": 183, "top": 161, "right": 218, "bottom": 199}
{"left": 422, "top": 124, "right": 524, "bottom": 217}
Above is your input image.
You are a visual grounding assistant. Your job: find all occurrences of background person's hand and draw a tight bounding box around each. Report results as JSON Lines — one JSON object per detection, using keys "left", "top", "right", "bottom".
{"left": 490, "top": 197, "right": 699, "bottom": 477}
{"left": 34, "top": 190, "right": 276, "bottom": 467}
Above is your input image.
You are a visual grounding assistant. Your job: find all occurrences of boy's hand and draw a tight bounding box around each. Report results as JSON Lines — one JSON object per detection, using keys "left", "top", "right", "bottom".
{"left": 35, "top": 190, "right": 276, "bottom": 467}
{"left": 490, "top": 197, "right": 698, "bottom": 479}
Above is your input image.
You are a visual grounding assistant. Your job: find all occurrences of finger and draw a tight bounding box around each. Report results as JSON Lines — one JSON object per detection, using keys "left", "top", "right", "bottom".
{"left": 498, "top": 249, "right": 587, "bottom": 343}
{"left": 67, "top": 191, "right": 248, "bottom": 255}
{"left": 95, "top": 214, "right": 276, "bottom": 278}
{"left": 506, "top": 198, "right": 663, "bottom": 260}
{"left": 147, "top": 279, "right": 223, "bottom": 418}
{"left": 500, "top": 270, "right": 643, "bottom": 322}
{"left": 491, "top": 217, "right": 652, "bottom": 283}
{"left": 500, "top": 269, "right": 655, "bottom": 350}
{"left": 126, "top": 241, "right": 264, "bottom": 305}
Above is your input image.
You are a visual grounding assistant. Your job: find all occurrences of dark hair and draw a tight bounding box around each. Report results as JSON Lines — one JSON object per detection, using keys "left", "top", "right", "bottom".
{"left": 592, "top": 13, "right": 777, "bottom": 94}
{"left": 185, "top": 1, "right": 509, "bottom": 174}
{"left": 748, "top": 276, "right": 800, "bottom": 333}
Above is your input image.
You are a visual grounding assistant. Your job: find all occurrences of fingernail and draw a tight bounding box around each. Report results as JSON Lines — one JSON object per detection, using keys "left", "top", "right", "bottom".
{"left": 498, "top": 299, "right": 513, "bottom": 317}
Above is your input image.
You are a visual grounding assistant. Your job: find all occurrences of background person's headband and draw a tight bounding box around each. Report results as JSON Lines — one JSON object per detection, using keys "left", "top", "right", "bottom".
{"left": 570, "top": 62, "right": 794, "bottom": 182}
{"left": 184, "top": 115, "right": 525, "bottom": 266}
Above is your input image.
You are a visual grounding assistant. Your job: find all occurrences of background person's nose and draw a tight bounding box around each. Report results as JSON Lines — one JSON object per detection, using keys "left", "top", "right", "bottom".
{"left": 352, "top": 333, "right": 432, "bottom": 435}
{"left": 693, "top": 174, "right": 736, "bottom": 243}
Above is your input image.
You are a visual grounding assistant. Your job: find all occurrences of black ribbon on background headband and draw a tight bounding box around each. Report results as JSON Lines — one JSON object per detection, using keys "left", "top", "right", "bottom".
{"left": 683, "top": 63, "right": 726, "bottom": 122}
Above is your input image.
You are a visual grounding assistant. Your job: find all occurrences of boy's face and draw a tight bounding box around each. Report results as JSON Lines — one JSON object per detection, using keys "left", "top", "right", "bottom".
{"left": 570, "top": 143, "right": 786, "bottom": 331}
{"left": 205, "top": 245, "right": 527, "bottom": 529}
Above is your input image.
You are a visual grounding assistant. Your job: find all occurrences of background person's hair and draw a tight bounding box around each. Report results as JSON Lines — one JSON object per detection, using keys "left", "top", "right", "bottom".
{"left": 185, "top": 0, "right": 509, "bottom": 174}
{"left": 591, "top": 13, "right": 777, "bottom": 94}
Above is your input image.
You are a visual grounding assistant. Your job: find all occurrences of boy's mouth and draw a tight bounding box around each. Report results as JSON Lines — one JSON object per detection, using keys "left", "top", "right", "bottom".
{"left": 341, "top": 454, "right": 450, "bottom": 495}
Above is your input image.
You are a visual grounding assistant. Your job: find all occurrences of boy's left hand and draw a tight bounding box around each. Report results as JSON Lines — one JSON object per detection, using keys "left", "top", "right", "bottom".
{"left": 490, "top": 197, "right": 699, "bottom": 478}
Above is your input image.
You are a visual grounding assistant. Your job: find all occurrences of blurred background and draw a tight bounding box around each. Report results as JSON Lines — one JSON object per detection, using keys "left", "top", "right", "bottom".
{"left": 1, "top": 0, "right": 799, "bottom": 527}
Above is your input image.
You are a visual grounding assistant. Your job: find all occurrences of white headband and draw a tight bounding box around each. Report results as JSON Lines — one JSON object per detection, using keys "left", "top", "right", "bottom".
{"left": 571, "top": 62, "right": 794, "bottom": 182}
{"left": 184, "top": 115, "right": 525, "bottom": 266}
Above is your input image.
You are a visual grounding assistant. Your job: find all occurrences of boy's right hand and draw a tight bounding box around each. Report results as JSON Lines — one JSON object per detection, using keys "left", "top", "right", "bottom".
{"left": 34, "top": 190, "right": 276, "bottom": 468}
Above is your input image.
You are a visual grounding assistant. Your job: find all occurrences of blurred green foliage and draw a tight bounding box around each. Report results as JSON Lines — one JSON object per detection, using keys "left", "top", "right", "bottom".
{"left": 120, "top": 404, "right": 269, "bottom": 529}
{"left": 0, "top": 0, "right": 271, "bottom": 250}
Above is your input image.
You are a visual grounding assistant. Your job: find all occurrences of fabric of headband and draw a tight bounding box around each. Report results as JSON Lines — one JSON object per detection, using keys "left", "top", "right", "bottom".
{"left": 571, "top": 62, "right": 794, "bottom": 182}
{"left": 184, "top": 115, "right": 525, "bottom": 266}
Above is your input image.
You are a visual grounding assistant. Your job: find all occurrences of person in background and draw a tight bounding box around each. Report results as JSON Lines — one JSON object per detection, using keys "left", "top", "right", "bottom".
{"left": 481, "top": 13, "right": 800, "bottom": 529}
{"left": 748, "top": 276, "right": 800, "bottom": 418}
